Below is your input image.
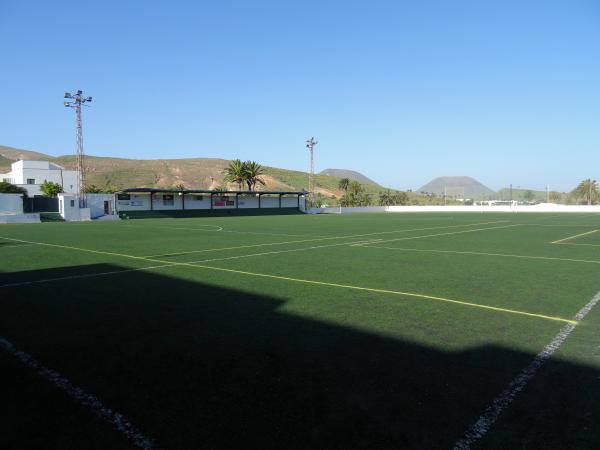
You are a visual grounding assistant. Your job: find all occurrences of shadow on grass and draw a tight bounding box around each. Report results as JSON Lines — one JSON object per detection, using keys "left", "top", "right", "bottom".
{"left": 0, "top": 264, "right": 599, "bottom": 450}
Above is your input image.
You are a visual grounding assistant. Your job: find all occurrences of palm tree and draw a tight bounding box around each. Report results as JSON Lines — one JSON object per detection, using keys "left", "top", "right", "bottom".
{"left": 348, "top": 181, "right": 363, "bottom": 196}
{"left": 338, "top": 178, "right": 350, "bottom": 193}
{"left": 223, "top": 159, "right": 246, "bottom": 190}
{"left": 572, "top": 179, "right": 599, "bottom": 205}
{"left": 243, "top": 161, "right": 266, "bottom": 191}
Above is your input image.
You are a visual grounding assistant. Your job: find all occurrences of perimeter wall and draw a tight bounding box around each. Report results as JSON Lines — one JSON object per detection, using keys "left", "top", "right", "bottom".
{"left": 311, "top": 204, "right": 600, "bottom": 214}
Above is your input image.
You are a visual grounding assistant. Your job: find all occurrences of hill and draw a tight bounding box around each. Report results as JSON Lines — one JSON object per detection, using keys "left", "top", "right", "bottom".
{"left": 418, "top": 176, "right": 494, "bottom": 199}
{"left": 0, "top": 145, "right": 389, "bottom": 198}
{"left": 0, "top": 145, "right": 54, "bottom": 162}
{"left": 496, "top": 187, "right": 548, "bottom": 202}
{"left": 319, "top": 168, "right": 380, "bottom": 186}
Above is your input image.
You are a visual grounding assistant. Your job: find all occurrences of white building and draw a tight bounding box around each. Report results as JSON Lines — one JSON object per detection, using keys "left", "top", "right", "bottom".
{"left": 1, "top": 160, "right": 79, "bottom": 196}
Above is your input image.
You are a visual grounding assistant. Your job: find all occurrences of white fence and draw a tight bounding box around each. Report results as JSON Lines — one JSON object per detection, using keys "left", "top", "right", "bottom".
{"left": 310, "top": 204, "right": 600, "bottom": 214}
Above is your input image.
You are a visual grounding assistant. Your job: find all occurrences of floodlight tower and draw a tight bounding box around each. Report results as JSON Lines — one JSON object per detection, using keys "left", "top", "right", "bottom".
{"left": 64, "top": 90, "right": 92, "bottom": 207}
{"left": 305, "top": 137, "right": 318, "bottom": 201}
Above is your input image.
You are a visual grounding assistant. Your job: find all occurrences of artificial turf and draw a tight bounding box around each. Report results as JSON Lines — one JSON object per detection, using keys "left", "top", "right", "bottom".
{"left": 1, "top": 212, "right": 599, "bottom": 449}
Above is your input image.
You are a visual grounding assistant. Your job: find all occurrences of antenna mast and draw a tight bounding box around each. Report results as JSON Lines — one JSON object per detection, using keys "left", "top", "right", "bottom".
{"left": 64, "top": 90, "right": 92, "bottom": 207}
{"left": 305, "top": 137, "right": 318, "bottom": 203}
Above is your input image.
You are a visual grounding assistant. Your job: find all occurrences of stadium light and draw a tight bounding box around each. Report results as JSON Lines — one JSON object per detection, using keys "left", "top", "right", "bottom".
{"left": 64, "top": 89, "right": 92, "bottom": 208}
{"left": 305, "top": 137, "right": 318, "bottom": 204}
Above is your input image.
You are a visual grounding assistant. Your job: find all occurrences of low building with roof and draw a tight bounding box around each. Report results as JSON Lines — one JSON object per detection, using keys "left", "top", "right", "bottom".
{"left": 114, "top": 188, "right": 307, "bottom": 218}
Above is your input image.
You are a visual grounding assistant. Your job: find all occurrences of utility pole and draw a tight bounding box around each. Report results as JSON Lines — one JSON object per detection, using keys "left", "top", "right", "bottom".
{"left": 510, "top": 183, "right": 513, "bottom": 204}
{"left": 64, "top": 90, "right": 92, "bottom": 207}
{"left": 305, "top": 137, "right": 318, "bottom": 204}
{"left": 546, "top": 184, "right": 549, "bottom": 203}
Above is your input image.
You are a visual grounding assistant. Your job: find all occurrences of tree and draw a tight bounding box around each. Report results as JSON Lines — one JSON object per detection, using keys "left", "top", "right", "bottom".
{"left": 340, "top": 181, "right": 373, "bottom": 206}
{"left": 378, "top": 190, "right": 392, "bottom": 206}
{"left": 379, "top": 190, "right": 410, "bottom": 206}
{"left": 243, "top": 161, "right": 266, "bottom": 191}
{"left": 347, "top": 181, "right": 363, "bottom": 196}
{"left": 40, "top": 180, "right": 63, "bottom": 197}
{"left": 174, "top": 183, "right": 185, "bottom": 191}
{"left": 392, "top": 191, "right": 409, "bottom": 205}
{"left": 548, "top": 191, "right": 562, "bottom": 203}
{"left": 338, "top": 178, "right": 350, "bottom": 193}
{"left": 523, "top": 190, "right": 535, "bottom": 202}
{"left": 0, "top": 181, "right": 27, "bottom": 195}
{"left": 223, "top": 159, "right": 246, "bottom": 190}
{"left": 572, "top": 179, "right": 599, "bottom": 205}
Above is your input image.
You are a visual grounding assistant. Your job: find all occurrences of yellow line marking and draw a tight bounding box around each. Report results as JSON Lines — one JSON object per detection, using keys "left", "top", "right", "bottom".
{"left": 176, "top": 263, "right": 577, "bottom": 325}
{"left": 551, "top": 229, "right": 599, "bottom": 244}
{"left": 360, "top": 245, "right": 600, "bottom": 265}
{"left": 144, "top": 220, "right": 510, "bottom": 257}
{"left": 0, "top": 235, "right": 576, "bottom": 325}
{"left": 353, "top": 224, "right": 523, "bottom": 246}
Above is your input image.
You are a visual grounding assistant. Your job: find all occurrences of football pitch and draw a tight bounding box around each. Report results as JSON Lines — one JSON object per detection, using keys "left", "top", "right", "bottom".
{"left": 1, "top": 212, "right": 600, "bottom": 449}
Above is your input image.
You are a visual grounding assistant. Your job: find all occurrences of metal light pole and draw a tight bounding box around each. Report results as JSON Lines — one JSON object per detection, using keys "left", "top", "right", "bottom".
{"left": 64, "top": 90, "right": 92, "bottom": 207}
{"left": 305, "top": 137, "right": 318, "bottom": 203}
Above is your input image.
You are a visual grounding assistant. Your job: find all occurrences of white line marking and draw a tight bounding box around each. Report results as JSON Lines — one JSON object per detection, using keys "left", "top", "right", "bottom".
{"left": 0, "top": 264, "right": 175, "bottom": 289}
{"left": 551, "top": 229, "right": 598, "bottom": 244}
{"left": 0, "top": 235, "right": 576, "bottom": 324}
{"left": 453, "top": 290, "right": 600, "bottom": 450}
{"left": 185, "top": 238, "right": 384, "bottom": 264}
{"left": 0, "top": 244, "right": 35, "bottom": 249}
{"left": 121, "top": 223, "right": 326, "bottom": 238}
{"left": 359, "top": 245, "right": 600, "bottom": 265}
{"left": 0, "top": 239, "right": 383, "bottom": 289}
{"left": 0, "top": 337, "right": 158, "bottom": 450}
{"left": 143, "top": 221, "right": 510, "bottom": 258}
{"left": 555, "top": 242, "right": 600, "bottom": 248}
{"left": 353, "top": 224, "right": 522, "bottom": 246}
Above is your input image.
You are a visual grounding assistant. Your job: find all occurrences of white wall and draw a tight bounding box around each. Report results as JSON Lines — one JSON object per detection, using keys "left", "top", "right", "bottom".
{"left": 4, "top": 160, "right": 79, "bottom": 196}
{"left": 281, "top": 195, "right": 300, "bottom": 208}
{"left": 211, "top": 195, "right": 237, "bottom": 209}
{"left": 313, "top": 204, "right": 600, "bottom": 214}
{"left": 259, "top": 196, "right": 279, "bottom": 208}
{"left": 86, "top": 193, "right": 115, "bottom": 218}
{"left": 58, "top": 194, "right": 91, "bottom": 221}
{"left": 386, "top": 204, "right": 600, "bottom": 213}
{"left": 115, "top": 192, "right": 306, "bottom": 212}
{"left": 116, "top": 193, "right": 152, "bottom": 211}
{"left": 0, "top": 213, "right": 40, "bottom": 223}
{"left": 237, "top": 195, "right": 259, "bottom": 208}
{"left": 0, "top": 194, "right": 24, "bottom": 214}
{"left": 183, "top": 194, "right": 211, "bottom": 210}
{"left": 152, "top": 193, "right": 183, "bottom": 210}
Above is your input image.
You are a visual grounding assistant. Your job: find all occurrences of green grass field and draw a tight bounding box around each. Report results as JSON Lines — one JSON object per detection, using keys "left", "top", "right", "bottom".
{"left": 1, "top": 212, "right": 600, "bottom": 449}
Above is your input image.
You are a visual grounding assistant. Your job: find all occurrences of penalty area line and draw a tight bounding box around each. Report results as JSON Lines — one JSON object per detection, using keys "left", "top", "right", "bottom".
{"left": 0, "top": 337, "right": 159, "bottom": 450}
{"left": 453, "top": 290, "right": 600, "bottom": 450}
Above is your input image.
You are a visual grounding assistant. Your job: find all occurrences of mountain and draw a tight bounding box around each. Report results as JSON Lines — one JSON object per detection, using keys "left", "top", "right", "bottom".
{"left": 319, "top": 168, "right": 380, "bottom": 186}
{"left": 417, "top": 176, "right": 494, "bottom": 198}
{"left": 0, "top": 145, "right": 54, "bottom": 162}
{"left": 0, "top": 145, "right": 389, "bottom": 198}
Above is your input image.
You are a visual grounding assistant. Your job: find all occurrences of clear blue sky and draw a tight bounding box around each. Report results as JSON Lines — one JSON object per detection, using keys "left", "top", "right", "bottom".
{"left": 1, "top": 0, "right": 599, "bottom": 192}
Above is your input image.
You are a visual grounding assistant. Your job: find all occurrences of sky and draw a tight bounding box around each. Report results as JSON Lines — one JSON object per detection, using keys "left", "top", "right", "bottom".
{"left": 1, "top": 0, "right": 599, "bottom": 192}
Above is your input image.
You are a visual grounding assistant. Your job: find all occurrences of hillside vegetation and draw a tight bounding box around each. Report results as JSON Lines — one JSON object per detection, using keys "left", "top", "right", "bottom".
{"left": 0, "top": 145, "right": 387, "bottom": 198}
